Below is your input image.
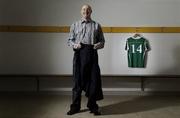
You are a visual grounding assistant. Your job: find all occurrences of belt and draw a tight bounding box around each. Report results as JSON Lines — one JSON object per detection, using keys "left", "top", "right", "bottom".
{"left": 80, "top": 43, "right": 94, "bottom": 48}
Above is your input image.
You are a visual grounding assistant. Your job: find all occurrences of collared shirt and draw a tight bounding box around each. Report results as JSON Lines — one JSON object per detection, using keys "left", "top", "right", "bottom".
{"left": 68, "top": 18, "right": 105, "bottom": 49}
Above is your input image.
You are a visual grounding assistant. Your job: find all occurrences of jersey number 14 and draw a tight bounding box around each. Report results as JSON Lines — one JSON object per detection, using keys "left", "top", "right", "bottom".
{"left": 131, "top": 44, "right": 142, "bottom": 53}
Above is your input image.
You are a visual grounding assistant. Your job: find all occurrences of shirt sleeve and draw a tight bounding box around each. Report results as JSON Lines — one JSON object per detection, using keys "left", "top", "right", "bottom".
{"left": 67, "top": 23, "right": 76, "bottom": 48}
{"left": 96, "top": 24, "right": 105, "bottom": 49}
{"left": 145, "top": 39, "right": 150, "bottom": 51}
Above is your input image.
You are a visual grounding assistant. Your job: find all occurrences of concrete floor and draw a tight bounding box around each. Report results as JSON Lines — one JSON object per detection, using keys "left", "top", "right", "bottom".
{"left": 0, "top": 93, "right": 180, "bottom": 118}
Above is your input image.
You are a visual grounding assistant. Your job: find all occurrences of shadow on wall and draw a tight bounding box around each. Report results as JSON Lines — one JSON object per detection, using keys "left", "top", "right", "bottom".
{"left": 0, "top": 0, "right": 50, "bottom": 74}
{"left": 143, "top": 45, "right": 180, "bottom": 92}
{"left": 0, "top": 33, "right": 65, "bottom": 74}
{"left": 144, "top": 37, "right": 151, "bottom": 68}
{"left": 158, "top": 45, "right": 180, "bottom": 75}
{"left": 100, "top": 96, "right": 180, "bottom": 115}
{"left": 0, "top": 0, "right": 43, "bottom": 25}
{"left": 0, "top": 1, "right": 72, "bottom": 75}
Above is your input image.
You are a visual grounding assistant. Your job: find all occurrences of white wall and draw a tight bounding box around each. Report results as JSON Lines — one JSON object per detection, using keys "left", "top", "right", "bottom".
{"left": 0, "top": 0, "right": 180, "bottom": 93}
{"left": 100, "top": 33, "right": 180, "bottom": 75}
{"left": 0, "top": 0, "right": 180, "bottom": 75}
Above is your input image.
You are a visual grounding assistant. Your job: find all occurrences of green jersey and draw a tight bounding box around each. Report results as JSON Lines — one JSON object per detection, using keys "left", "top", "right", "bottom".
{"left": 125, "top": 37, "right": 149, "bottom": 68}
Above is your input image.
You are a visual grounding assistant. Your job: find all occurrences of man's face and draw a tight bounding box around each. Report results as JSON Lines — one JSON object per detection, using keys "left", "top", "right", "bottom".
{"left": 81, "top": 5, "right": 92, "bottom": 19}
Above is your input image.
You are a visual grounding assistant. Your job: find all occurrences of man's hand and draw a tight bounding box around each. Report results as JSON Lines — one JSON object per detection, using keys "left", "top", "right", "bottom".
{"left": 73, "top": 43, "right": 81, "bottom": 49}
{"left": 93, "top": 42, "right": 104, "bottom": 49}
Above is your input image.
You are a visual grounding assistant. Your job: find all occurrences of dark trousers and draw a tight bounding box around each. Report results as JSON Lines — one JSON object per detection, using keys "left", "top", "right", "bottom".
{"left": 70, "top": 44, "right": 102, "bottom": 111}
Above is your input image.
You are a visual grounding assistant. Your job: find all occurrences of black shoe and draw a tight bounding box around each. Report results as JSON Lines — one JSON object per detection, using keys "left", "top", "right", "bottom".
{"left": 90, "top": 110, "right": 101, "bottom": 116}
{"left": 94, "top": 111, "right": 101, "bottom": 116}
{"left": 67, "top": 109, "right": 80, "bottom": 115}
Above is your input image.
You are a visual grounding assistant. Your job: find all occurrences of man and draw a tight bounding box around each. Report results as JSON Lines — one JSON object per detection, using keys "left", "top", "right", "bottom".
{"left": 67, "top": 4, "right": 105, "bottom": 115}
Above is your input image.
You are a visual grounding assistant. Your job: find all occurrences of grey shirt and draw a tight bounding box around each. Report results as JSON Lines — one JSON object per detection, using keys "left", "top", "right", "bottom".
{"left": 68, "top": 19, "right": 105, "bottom": 49}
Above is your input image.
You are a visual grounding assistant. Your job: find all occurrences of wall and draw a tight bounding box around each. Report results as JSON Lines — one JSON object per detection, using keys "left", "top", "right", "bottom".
{"left": 1, "top": 0, "right": 180, "bottom": 75}
{"left": 0, "top": 0, "right": 180, "bottom": 92}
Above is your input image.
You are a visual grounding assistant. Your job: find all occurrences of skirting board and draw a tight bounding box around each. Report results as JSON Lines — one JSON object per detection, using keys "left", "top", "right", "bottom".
{"left": 39, "top": 87, "right": 180, "bottom": 95}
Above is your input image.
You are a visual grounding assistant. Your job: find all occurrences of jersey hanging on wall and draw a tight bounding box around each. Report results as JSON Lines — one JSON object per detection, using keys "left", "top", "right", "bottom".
{"left": 125, "top": 34, "right": 150, "bottom": 68}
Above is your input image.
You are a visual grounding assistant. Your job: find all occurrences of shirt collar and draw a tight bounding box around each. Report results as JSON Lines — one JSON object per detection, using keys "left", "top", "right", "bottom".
{"left": 81, "top": 18, "right": 92, "bottom": 24}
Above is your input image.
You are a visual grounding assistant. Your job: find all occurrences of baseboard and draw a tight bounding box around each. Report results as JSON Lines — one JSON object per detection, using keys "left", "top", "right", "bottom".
{"left": 38, "top": 87, "right": 180, "bottom": 96}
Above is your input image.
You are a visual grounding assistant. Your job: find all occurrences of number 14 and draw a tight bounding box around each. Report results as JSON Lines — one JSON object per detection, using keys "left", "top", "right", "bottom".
{"left": 131, "top": 44, "right": 142, "bottom": 53}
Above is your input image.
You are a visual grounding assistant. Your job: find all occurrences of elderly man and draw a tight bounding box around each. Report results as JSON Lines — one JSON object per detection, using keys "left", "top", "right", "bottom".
{"left": 67, "top": 4, "right": 105, "bottom": 115}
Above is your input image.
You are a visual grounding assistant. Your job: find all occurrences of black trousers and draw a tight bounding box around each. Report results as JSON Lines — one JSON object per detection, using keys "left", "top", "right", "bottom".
{"left": 70, "top": 43, "right": 103, "bottom": 111}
